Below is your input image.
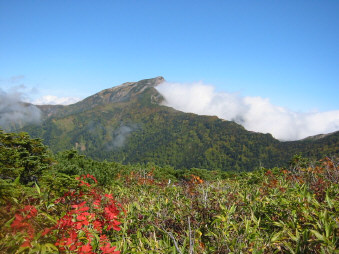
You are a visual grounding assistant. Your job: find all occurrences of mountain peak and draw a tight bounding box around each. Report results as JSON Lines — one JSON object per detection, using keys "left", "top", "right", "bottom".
{"left": 38, "top": 77, "right": 166, "bottom": 119}
{"left": 120, "top": 76, "right": 165, "bottom": 88}
{"left": 95, "top": 76, "right": 165, "bottom": 103}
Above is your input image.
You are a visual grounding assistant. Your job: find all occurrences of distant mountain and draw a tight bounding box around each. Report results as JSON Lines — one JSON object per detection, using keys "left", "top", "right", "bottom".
{"left": 13, "top": 77, "right": 339, "bottom": 170}
{"left": 300, "top": 131, "right": 338, "bottom": 141}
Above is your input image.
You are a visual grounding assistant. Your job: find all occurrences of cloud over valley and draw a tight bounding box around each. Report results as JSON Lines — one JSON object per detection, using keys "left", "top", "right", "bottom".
{"left": 0, "top": 79, "right": 80, "bottom": 130}
{"left": 0, "top": 88, "right": 41, "bottom": 130}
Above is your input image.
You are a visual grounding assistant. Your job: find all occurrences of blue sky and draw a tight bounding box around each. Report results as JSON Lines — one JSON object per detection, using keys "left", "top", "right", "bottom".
{"left": 0, "top": 0, "right": 338, "bottom": 112}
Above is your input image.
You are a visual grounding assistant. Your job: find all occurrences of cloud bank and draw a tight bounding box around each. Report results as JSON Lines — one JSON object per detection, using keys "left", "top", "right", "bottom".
{"left": 156, "top": 82, "right": 339, "bottom": 141}
{"left": 0, "top": 89, "right": 41, "bottom": 131}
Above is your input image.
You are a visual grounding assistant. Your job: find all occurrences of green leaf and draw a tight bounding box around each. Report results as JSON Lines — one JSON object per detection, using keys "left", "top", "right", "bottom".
{"left": 40, "top": 212, "right": 57, "bottom": 223}
{"left": 325, "top": 191, "right": 333, "bottom": 209}
{"left": 310, "top": 230, "right": 326, "bottom": 242}
{"left": 229, "top": 204, "right": 236, "bottom": 214}
{"left": 41, "top": 244, "right": 47, "bottom": 254}
{"left": 44, "top": 243, "right": 59, "bottom": 252}
{"left": 17, "top": 246, "right": 30, "bottom": 253}
{"left": 35, "top": 182, "right": 41, "bottom": 195}
{"left": 13, "top": 175, "right": 21, "bottom": 185}
{"left": 271, "top": 231, "right": 283, "bottom": 242}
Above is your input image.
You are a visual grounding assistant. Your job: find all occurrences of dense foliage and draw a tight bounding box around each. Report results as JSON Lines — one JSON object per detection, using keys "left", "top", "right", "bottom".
{"left": 1, "top": 130, "right": 338, "bottom": 253}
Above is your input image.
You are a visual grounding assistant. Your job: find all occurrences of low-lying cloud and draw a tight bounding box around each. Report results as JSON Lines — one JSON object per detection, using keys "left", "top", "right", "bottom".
{"left": 112, "top": 125, "right": 136, "bottom": 148}
{"left": 105, "top": 124, "right": 139, "bottom": 150}
{"left": 0, "top": 89, "right": 41, "bottom": 131}
{"left": 156, "top": 82, "right": 339, "bottom": 141}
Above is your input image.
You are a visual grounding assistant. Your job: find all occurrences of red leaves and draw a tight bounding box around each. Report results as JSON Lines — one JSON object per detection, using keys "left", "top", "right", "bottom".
{"left": 104, "top": 194, "right": 113, "bottom": 199}
{"left": 52, "top": 174, "right": 121, "bottom": 253}
{"left": 76, "top": 214, "right": 87, "bottom": 221}
{"left": 93, "top": 198, "right": 101, "bottom": 208}
{"left": 41, "top": 227, "right": 52, "bottom": 236}
{"left": 72, "top": 201, "right": 87, "bottom": 210}
{"left": 100, "top": 243, "right": 120, "bottom": 254}
{"left": 107, "top": 220, "right": 121, "bottom": 231}
{"left": 77, "top": 174, "right": 98, "bottom": 187}
{"left": 24, "top": 205, "right": 37, "bottom": 218}
{"left": 93, "top": 220, "right": 103, "bottom": 232}
{"left": 79, "top": 243, "right": 92, "bottom": 253}
{"left": 8, "top": 174, "right": 122, "bottom": 253}
{"left": 10, "top": 204, "right": 39, "bottom": 248}
{"left": 20, "top": 238, "right": 32, "bottom": 248}
{"left": 99, "top": 235, "right": 120, "bottom": 254}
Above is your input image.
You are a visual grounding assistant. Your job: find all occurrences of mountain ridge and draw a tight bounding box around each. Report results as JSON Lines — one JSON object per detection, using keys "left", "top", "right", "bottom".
{"left": 9, "top": 77, "right": 339, "bottom": 170}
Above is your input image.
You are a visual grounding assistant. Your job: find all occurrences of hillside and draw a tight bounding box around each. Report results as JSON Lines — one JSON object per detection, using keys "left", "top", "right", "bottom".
{"left": 16, "top": 77, "right": 339, "bottom": 171}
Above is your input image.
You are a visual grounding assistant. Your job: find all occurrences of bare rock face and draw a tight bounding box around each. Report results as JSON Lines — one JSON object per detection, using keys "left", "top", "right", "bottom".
{"left": 91, "top": 76, "right": 165, "bottom": 104}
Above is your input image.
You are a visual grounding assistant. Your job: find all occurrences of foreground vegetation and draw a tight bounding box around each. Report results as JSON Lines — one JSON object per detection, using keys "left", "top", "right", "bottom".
{"left": 1, "top": 131, "right": 338, "bottom": 253}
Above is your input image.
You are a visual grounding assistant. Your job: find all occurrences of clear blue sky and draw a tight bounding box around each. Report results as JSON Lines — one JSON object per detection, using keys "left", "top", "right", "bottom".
{"left": 0, "top": 0, "right": 338, "bottom": 111}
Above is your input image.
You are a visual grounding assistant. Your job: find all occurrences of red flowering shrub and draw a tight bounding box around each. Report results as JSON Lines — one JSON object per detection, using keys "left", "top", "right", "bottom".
{"left": 51, "top": 174, "right": 122, "bottom": 253}
{"left": 10, "top": 205, "right": 38, "bottom": 248}
{"left": 6, "top": 174, "right": 123, "bottom": 253}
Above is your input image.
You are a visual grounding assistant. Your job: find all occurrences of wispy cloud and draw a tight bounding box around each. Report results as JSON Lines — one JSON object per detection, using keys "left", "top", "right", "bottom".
{"left": 109, "top": 124, "right": 139, "bottom": 149}
{"left": 9, "top": 75, "right": 25, "bottom": 83}
{"left": 33, "top": 95, "right": 81, "bottom": 105}
{"left": 156, "top": 82, "right": 339, "bottom": 141}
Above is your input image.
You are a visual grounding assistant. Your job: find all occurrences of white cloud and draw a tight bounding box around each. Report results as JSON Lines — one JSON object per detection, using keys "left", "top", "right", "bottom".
{"left": 33, "top": 95, "right": 81, "bottom": 105}
{"left": 156, "top": 82, "right": 339, "bottom": 141}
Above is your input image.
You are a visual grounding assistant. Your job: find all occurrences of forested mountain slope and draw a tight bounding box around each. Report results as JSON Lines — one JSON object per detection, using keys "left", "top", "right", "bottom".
{"left": 17, "top": 77, "right": 339, "bottom": 171}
